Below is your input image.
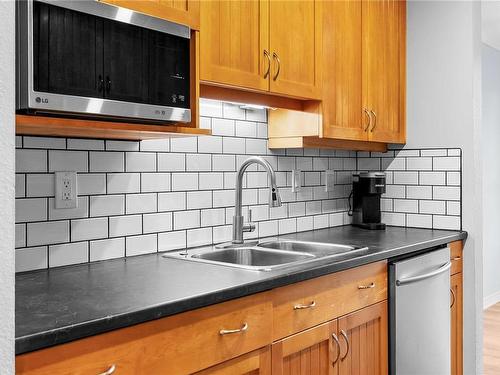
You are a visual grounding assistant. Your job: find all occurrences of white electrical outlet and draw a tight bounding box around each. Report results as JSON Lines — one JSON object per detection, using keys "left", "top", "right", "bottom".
{"left": 291, "top": 170, "right": 302, "bottom": 192}
{"left": 55, "top": 172, "right": 78, "bottom": 209}
{"left": 325, "top": 170, "right": 335, "bottom": 192}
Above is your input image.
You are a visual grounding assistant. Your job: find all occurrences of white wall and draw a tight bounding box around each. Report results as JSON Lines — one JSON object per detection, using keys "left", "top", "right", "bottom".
{"left": 0, "top": 0, "right": 16, "bottom": 372}
{"left": 481, "top": 43, "right": 500, "bottom": 308}
{"left": 407, "top": 1, "right": 483, "bottom": 373}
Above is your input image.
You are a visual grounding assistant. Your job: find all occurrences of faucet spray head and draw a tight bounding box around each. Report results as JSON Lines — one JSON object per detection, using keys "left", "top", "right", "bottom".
{"left": 269, "top": 184, "right": 282, "bottom": 208}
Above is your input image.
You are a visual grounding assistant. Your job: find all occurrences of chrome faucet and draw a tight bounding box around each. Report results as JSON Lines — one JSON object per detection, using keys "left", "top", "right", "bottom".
{"left": 232, "top": 156, "right": 282, "bottom": 244}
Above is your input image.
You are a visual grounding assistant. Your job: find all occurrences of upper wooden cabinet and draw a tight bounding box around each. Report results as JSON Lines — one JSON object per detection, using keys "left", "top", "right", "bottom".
{"left": 269, "top": 0, "right": 406, "bottom": 151}
{"left": 200, "top": 0, "right": 322, "bottom": 100}
{"left": 100, "top": 0, "right": 200, "bottom": 29}
{"left": 200, "top": 0, "right": 269, "bottom": 92}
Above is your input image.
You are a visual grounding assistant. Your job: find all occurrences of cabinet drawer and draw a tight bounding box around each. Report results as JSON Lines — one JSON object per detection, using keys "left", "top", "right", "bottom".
{"left": 16, "top": 293, "right": 273, "bottom": 375}
{"left": 271, "top": 261, "right": 387, "bottom": 340}
{"left": 450, "top": 240, "right": 463, "bottom": 275}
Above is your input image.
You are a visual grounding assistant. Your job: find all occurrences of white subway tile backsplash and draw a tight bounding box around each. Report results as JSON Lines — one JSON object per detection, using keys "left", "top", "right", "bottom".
{"left": 170, "top": 137, "right": 198, "bottom": 153}
{"left": 212, "top": 118, "right": 235, "bottom": 136}
{"left": 201, "top": 208, "right": 225, "bottom": 226}
{"left": 406, "top": 157, "right": 432, "bottom": 171}
{"left": 158, "top": 230, "right": 186, "bottom": 251}
{"left": 447, "top": 201, "right": 461, "bottom": 216}
{"left": 186, "top": 153, "right": 212, "bottom": 171}
{"left": 71, "top": 217, "right": 107, "bottom": 241}
{"left": 433, "top": 186, "right": 460, "bottom": 201}
{"left": 140, "top": 139, "right": 170, "bottom": 152}
{"left": 106, "top": 140, "right": 139, "bottom": 151}
{"left": 329, "top": 212, "right": 344, "bottom": 227}
{"left": 259, "top": 220, "right": 278, "bottom": 237}
{"left": 381, "top": 157, "right": 405, "bottom": 171}
{"left": 90, "top": 238, "right": 125, "bottom": 261}
{"left": 235, "top": 120, "right": 257, "bottom": 138}
{"left": 172, "top": 173, "right": 199, "bottom": 191}
{"left": 433, "top": 157, "right": 460, "bottom": 171}
{"left": 187, "top": 227, "right": 212, "bottom": 247}
{"left": 419, "top": 171, "right": 445, "bottom": 186}
{"left": 90, "top": 195, "right": 124, "bottom": 217}
{"left": 16, "top": 224, "right": 26, "bottom": 248}
{"left": 78, "top": 174, "right": 106, "bottom": 195}
{"left": 16, "top": 174, "right": 25, "bottom": 198}
{"left": 143, "top": 212, "right": 173, "bottom": 233}
{"left": 222, "top": 102, "right": 246, "bottom": 120}
{"left": 199, "top": 172, "right": 224, "bottom": 190}
{"left": 448, "top": 149, "right": 461, "bottom": 156}
{"left": 212, "top": 155, "right": 235, "bottom": 171}
{"left": 49, "top": 150, "right": 88, "bottom": 172}
{"left": 126, "top": 193, "right": 157, "bottom": 214}
{"left": 174, "top": 210, "right": 200, "bottom": 230}
{"left": 158, "top": 192, "right": 186, "bottom": 212}
{"left": 26, "top": 174, "right": 54, "bottom": 197}
{"left": 406, "top": 186, "right": 432, "bottom": 200}
{"left": 419, "top": 200, "right": 446, "bottom": 215}
{"left": 200, "top": 98, "right": 222, "bottom": 117}
{"left": 126, "top": 152, "right": 156, "bottom": 172}
{"left": 48, "top": 197, "right": 88, "bottom": 220}
{"left": 406, "top": 214, "right": 433, "bottom": 228}
{"left": 107, "top": 173, "right": 140, "bottom": 194}
{"left": 16, "top": 247, "right": 47, "bottom": 272}
{"left": 433, "top": 215, "right": 460, "bottom": 230}
{"left": 90, "top": 152, "right": 124, "bottom": 172}
{"left": 223, "top": 137, "right": 246, "bottom": 154}
{"left": 447, "top": 172, "right": 461, "bottom": 186}
{"left": 15, "top": 136, "right": 23, "bottom": 148}
{"left": 198, "top": 136, "right": 222, "bottom": 153}
{"left": 313, "top": 214, "right": 329, "bottom": 229}
{"left": 279, "top": 218, "right": 297, "bottom": 234}
{"left": 126, "top": 234, "right": 157, "bottom": 256}
{"left": 212, "top": 225, "right": 232, "bottom": 243}
{"left": 49, "top": 242, "right": 88, "bottom": 267}
{"left": 141, "top": 173, "right": 170, "bottom": 192}
{"left": 393, "top": 171, "right": 418, "bottom": 185}
{"left": 24, "top": 137, "right": 66, "bottom": 149}
{"left": 27, "top": 221, "right": 69, "bottom": 246}
{"left": 109, "top": 215, "right": 142, "bottom": 237}
{"left": 384, "top": 185, "right": 405, "bottom": 199}
{"left": 187, "top": 191, "right": 212, "bottom": 209}
{"left": 68, "top": 139, "right": 105, "bottom": 151}
{"left": 158, "top": 153, "right": 185, "bottom": 172}
{"left": 382, "top": 212, "right": 405, "bottom": 226}
{"left": 394, "top": 199, "right": 418, "bottom": 213}
{"left": 246, "top": 108, "right": 267, "bottom": 122}
{"left": 16, "top": 149, "right": 47, "bottom": 173}
{"left": 297, "top": 216, "right": 314, "bottom": 232}
{"left": 246, "top": 139, "right": 267, "bottom": 155}
{"left": 16, "top": 198, "right": 47, "bottom": 222}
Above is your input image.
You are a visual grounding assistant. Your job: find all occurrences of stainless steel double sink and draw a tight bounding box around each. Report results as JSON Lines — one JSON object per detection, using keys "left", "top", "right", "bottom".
{"left": 162, "top": 240, "right": 369, "bottom": 271}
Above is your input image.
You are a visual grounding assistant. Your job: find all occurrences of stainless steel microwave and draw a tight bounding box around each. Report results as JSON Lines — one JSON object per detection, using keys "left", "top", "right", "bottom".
{"left": 16, "top": 0, "right": 191, "bottom": 123}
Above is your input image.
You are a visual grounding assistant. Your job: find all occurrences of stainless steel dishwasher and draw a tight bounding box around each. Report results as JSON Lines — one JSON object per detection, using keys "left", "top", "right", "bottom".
{"left": 389, "top": 246, "right": 451, "bottom": 375}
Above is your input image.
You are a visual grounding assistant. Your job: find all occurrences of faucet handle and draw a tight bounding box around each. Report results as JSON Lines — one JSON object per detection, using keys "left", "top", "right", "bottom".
{"left": 242, "top": 209, "right": 256, "bottom": 233}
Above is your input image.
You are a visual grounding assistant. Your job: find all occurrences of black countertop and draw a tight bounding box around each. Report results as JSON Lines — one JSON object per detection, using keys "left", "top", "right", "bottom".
{"left": 16, "top": 225, "right": 467, "bottom": 355}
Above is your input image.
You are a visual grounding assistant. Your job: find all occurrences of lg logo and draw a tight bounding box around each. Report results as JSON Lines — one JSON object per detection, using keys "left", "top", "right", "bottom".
{"left": 35, "top": 97, "right": 48, "bottom": 104}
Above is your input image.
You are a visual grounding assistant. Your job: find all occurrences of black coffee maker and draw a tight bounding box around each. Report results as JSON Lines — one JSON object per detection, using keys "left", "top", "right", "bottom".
{"left": 350, "top": 172, "right": 386, "bottom": 230}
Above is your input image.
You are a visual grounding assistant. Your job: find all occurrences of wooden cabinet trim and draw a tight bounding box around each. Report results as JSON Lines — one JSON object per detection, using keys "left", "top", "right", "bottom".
{"left": 450, "top": 240, "right": 463, "bottom": 276}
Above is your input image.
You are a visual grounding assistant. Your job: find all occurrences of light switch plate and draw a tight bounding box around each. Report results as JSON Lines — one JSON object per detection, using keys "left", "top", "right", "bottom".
{"left": 291, "top": 170, "right": 302, "bottom": 192}
{"left": 325, "top": 170, "right": 335, "bottom": 192}
{"left": 55, "top": 172, "right": 78, "bottom": 209}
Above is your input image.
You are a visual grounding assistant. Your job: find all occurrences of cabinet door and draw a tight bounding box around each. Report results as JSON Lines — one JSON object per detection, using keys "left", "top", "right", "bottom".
{"left": 321, "top": 0, "right": 366, "bottom": 141}
{"left": 269, "top": 0, "right": 322, "bottom": 99}
{"left": 338, "top": 301, "right": 388, "bottom": 375}
{"left": 272, "top": 320, "right": 338, "bottom": 375}
{"left": 102, "top": 19, "right": 149, "bottom": 103}
{"left": 33, "top": 2, "right": 103, "bottom": 98}
{"left": 200, "top": 0, "right": 269, "bottom": 92}
{"left": 362, "top": 0, "right": 406, "bottom": 143}
{"left": 100, "top": 0, "right": 200, "bottom": 29}
{"left": 195, "top": 347, "right": 271, "bottom": 375}
{"left": 451, "top": 273, "right": 463, "bottom": 375}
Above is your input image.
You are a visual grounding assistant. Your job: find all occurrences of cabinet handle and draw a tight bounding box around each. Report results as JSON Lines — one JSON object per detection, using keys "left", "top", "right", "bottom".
{"left": 370, "top": 110, "right": 377, "bottom": 132}
{"left": 364, "top": 108, "right": 371, "bottom": 131}
{"left": 97, "top": 75, "right": 104, "bottom": 92}
{"left": 332, "top": 333, "right": 341, "bottom": 366}
{"left": 264, "top": 50, "right": 271, "bottom": 79}
{"left": 358, "top": 282, "right": 375, "bottom": 290}
{"left": 219, "top": 322, "right": 248, "bottom": 335}
{"left": 105, "top": 76, "right": 111, "bottom": 94}
{"left": 450, "top": 287, "right": 456, "bottom": 308}
{"left": 98, "top": 365, "right": 116, "bottom": 375}
{"left": 293, "top": 301, "right": 316, "bottom": 310}
{"left": 272, "top": 52, "right": 281, "bottom": 81}
{"left": 340, "top": 330, "right": 349, "bottom": 360}
{"left": 452, "top": 256, "right": 461, "bottom": 261}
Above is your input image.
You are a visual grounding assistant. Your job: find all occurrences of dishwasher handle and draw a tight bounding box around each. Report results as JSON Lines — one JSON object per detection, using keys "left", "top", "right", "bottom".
{"left": 396, "top": 261, "right": 451, "bottom": 286}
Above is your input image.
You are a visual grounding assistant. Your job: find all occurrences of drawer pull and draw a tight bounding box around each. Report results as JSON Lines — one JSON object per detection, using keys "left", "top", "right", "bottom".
{"left": 98, "top": 365, "right": 116, "bottom": 375}
{"left": 358, "top": 282, "right": 375, "bottom": 290}
{"left": 293, "top": 301, "right": 316, "bottom": 310}
{"left": 332, "top": 333, "right": 341, "bottom": 365}
{"left": 219, "top": 322, "right": 248, "bottom": 335}
{"left": 340, "top": 330, "right": 350, "bottom": 360}
{"left": 452, "top": 256, "right": 461, "bottom": 261}
{"left": 450, "top": 287, "right": 456, "bottom": 308}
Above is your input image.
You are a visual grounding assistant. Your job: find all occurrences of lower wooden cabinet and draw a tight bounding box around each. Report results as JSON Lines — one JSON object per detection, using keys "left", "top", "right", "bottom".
{"left": 271, "top": 320, "right": 337, "bottom": 375}
{"left": 195, "top": 347, "right": 271, "bottom": 375}
{"left": 338, "top": 301, "right": 388, "bottom": 375}
{"left": 450, "top": 240, "right": 464, "bottom": 375}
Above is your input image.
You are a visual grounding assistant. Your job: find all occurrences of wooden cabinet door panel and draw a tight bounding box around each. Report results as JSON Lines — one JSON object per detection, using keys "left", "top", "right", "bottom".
{"left": 272, "top": 320, "right": 338, "bottom": 375}
{"left": 338, "top": 301, "right": 388, "bottom": 375}
{"left": 362, "top": 0, "right": 405, "bottom": 143}
{"left": 269, "top": 0, "right": 322, "bottom": 99}
{"left": 195, "top": 347, "right": 271, "bottom": 375}
{"left": 322, "top": 0, "right": 366, "bottom": 141}
{"left": 451, "top": 272, "right": 463, "bottom": 375}
{"left": 100, "top": 0, "right": 200, "bottom": 29}
{"left": 200, "top": 0, "right": 269, "bottom": 91}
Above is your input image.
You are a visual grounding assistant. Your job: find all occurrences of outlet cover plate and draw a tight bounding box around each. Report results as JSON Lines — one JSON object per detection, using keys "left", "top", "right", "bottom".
{"left": 55, "top": 172, "right": 78, "bottom": 209}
